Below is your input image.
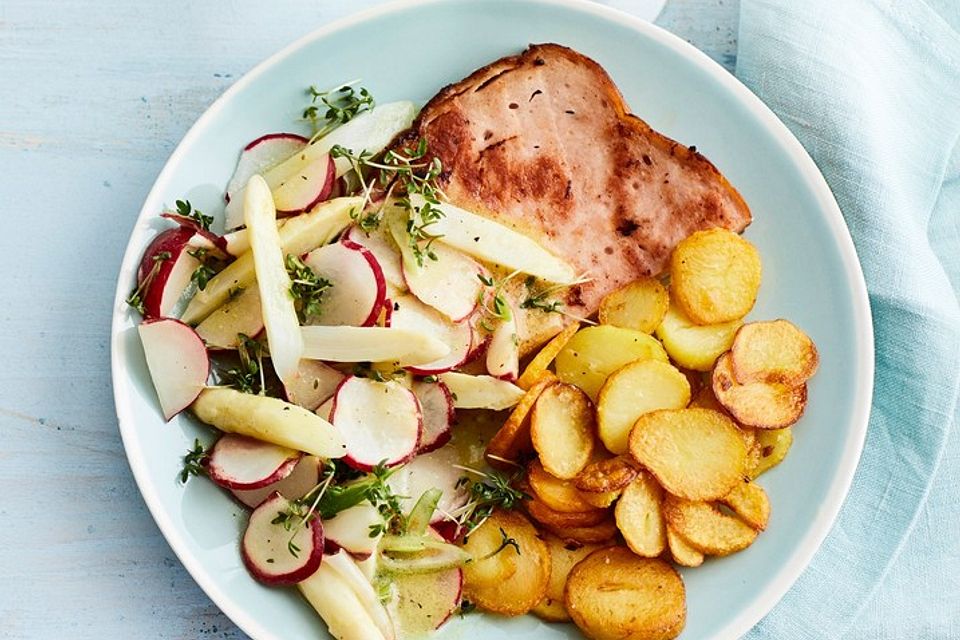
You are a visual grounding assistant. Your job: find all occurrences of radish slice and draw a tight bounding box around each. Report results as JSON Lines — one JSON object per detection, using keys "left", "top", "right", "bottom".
{"left": 344, "top": 225, "right": 405, "bottom": 292}
{"left": 136, "top": 227, "right": 201, "bottom": 319}
{"left": 437, "top": 372, "right": 524, "bottom": 410}
{"left": 241, "top": 492, "right": 324, "bottom": 585}
{"left": 388, "top": 445, "right": 469, "bottom": 524}
{"left": 412, "top": 380, "right": 455, "bottom": 453}
{"left": 390, "top": 295, "right": 473, "bottom": 375}
{"left": 138, "top": 318, "right": 209, "bottom": 420}
{"left": 272, "top": 153, "right": 336, "bottom": 216}
{"left": 323, "top": 503, "right": 384, "bottom": 558}
{"left": 224, "top": 134, "right": 311, "bottom": 230}
{"left": 284, "top": 359, "right": 345, "bottom": 410}
{"left": 161, "top": 212, "right": 229, "bottom": 254}
{"left": 331, "top": 377, "right": 422, "bottom": 471}
{"left": 302, "top": 241, "right": 386, "bottom": 327}
{"left": 232, "top": 455, "right": 322, "bottom": 509}
{"left": 194, "top": 286, "right": 263, "bottom": 350}
{"left": 388, "top": 214, "right": 482, "bottom": 322}
{"left": 379, "top": 298, "right": 393, "bottom": 327}
{"left": 315, "top": 397, "right": 334, "bottom": 421}
{"left": 486, "top": 303, "right": 520, "bottom": 381}
{"left": 323, "top": 551, "right": 396, "bottom": 640}
{"left": 300, "top": 325, "right": 450, "bottom": 366}
{"left": 207, "top": 434, "right": 301, "bottom": 490}
{"left": 299, "top": 562, "right": 390, "bottom": 640}
{"left": 244, "top": 175, "right": 303, "bottom": 385}
{"left": 390, "top": 527, "right": 463, "bottom": 635}
{"left": 225, "top": 133, "right": 308, "bottom": 208}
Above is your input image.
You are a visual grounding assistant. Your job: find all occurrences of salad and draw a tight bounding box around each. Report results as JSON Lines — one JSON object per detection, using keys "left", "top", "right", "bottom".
{"left": 128, "top": 70, "right": 819, "bottom": 640}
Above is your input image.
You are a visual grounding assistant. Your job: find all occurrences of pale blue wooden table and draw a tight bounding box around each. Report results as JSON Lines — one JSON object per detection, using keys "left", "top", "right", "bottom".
{"left": 2, "top": 1, "right": 950, "bottom": 638}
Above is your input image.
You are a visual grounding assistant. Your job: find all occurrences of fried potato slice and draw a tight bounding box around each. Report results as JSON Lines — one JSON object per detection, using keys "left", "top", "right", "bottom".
{"left": 670, "top": 228, "right": 762, "bottom": 325}
{"left": 461, "top": 509, "right": 550, "bottom": 616}
{"left": 598, "top": 278, "right": 670, "bottom": 334}
{"left": 527, "top": 497, "right": 609, "bottom": 529}
{"left": 542, "top": 516, "right": 619, "bottom": 545}
{"left": 662, "top": 495, "right": 758, "bottom": 556}
{"left": 655, "top": 302, "right": 742, "bottom": 371}
{"left": 555, "top": 325, "right": 668, "bottom": 400}
{"left": 565, "top": 547, "right": 686, "bottom": 640}
{"left": 713, "top": 353, "right": 807, "bottom": 429}
{"left": 739, "top": 427, "right": 763, "bottom": 476}
{"left": 749, "top": 427, "right": 794, "bottom": 478}
{"left": 629, "top": 408, "right": 747, "bottom": 501}
{"left": 731, "top": 319, "right": 819, "bottom": 386}
{"left": 688, "top": 383, "right": 726, "bottom": 412}
{"left": 666, "top": 526, "right": 704, "bottom": 567}
{"left": 719, "top": 480, "right": 770, "bottom": 531}
{"left": 531, "top": 382, "right": 596, "bottom": 478}
{"left": 581, "top": 489, "right": 620, "bottom": 509}
{"left": 485, "top": 375, "right": 556, "bottom": 469}
{"left": 532, "top": 536, "right": 603, "bottom": 623}
{"left": 527, "top": 460, "right": 598, "bottom": 513}
{"left": 518, "top": 322, "right": 580, "bottom": 390}
{"left": 574, "top": 455, "right": 640, "bottom": 494}
{"left": 597, "top": 359, "right": 691, "bottom": 454}
{"left": 615, "top": 472, "right": 666, "bottom": 558}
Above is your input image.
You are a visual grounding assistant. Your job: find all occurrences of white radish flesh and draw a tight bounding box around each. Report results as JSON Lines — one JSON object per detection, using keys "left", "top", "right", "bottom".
{"left": 344, "top": 225, "right": 405, "bottom": 291}
{"left": 412, "top": 380, "right": 455, "bottom": 453}
{"left": 136, "top": 227, "right": 201, "bottom": 319}
{"left": 437, "top": 372, "right": 525, "bottom": 410}
{"left": 410, "top": 194, "right": 576, "bottom": 284}
{"left": 191, "top": 387, "right": 347, "bottom": 458}
{"left": 323, "top": 551, "right": 396, "bottom": 640}
{"left": 241, "top": 493, "right": 323, "bottom": 585}
{"left": 138, "top": 319, "right": 209, "bottom": 420}
{"left": 181, "top": 196, "right": 361, "bottom": 325}
{"left": 232, "top": 455, "right": 322, "bottom": 509}
{"left": 299, "top": 325, "right": 449, "bottom": 366}
{"left": 284, "top": 359, "right": 345, "bottom": 411}
{"left": 331, "top": 377, "right": 421, "bottom": 471}
{"left": 225, "top": 133, "right": 308, "bottom": 228}
{"left": 244, "top": 174, "right": 303, "bottom": 385}
{"left": 390, "top": 295, "right": 473, "bottom": 375}
{"left": 194, "top": 286, "right": 263, "bottom": 350}
{"left": 302, "top": 241, "right": 385, "bottom": 327}
{"left": 486, "top": 308, "right": 520, "bottom": 381}
{"left": 323, "top": 503, "right": 384, "bottom": 558}
{"left": 298, "top": 562, "right": 388, "bottom": 640}
{"left": 388, "top": 445, "right": 469, "bottom": 524}
{"left": 271, "top": 153, "right": 336, "bottom": 215}
{"left": 206, "top": 434, "right": 300, "bottom": 490}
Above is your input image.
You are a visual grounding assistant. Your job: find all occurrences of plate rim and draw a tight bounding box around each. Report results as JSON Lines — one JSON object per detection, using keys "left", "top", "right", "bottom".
{"left": 110, "top": 0, "right": 875, "bottom": 638}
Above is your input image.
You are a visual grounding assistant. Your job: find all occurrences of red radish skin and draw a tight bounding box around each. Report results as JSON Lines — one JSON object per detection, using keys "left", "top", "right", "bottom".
{"left": 231, "top": 455, "right": 322, "bottom": 509}
{"left": 284, "top": 359, "right": 346, "bottom": 411}
{"left": 160, "top": 212, "right": 229, "bottom": 253}
{"left": 241, "top": 492, "right": 324, "bottom": 585}
{"left": 390, "top": 296, "right": 473, "bottom": 375}
{"left": 330, "top": 376, "right": 422, "bottom": 471}
{"left": 344, "top": 225, "right": 405, "bottom": 291}
{"left": 430, "top": 520, "right": 462, "bottom": 543}
{"left": 412, "top": 380, "right": 455, "bottom": 453}
{"left": 206, "top": 434, "right": 301, "bottom": 491}
{"left": 224, "top": 132, "right": 308, "bottom": 207}
{"left": 136, "top": 227, "right": 201, "bottom": 319}
{"left": 302, "top": 242, "right": 387, "bottom": 327}
{"left": 137, "top": 318, "right": 210, "bottom": 420}
{"left": 273, "top": 153, "right": 336, "bottom": 216}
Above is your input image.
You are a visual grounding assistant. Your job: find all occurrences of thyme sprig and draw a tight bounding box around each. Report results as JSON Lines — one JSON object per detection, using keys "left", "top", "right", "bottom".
{"left": 448, "top": 465, "right": 529, "bottom": 534}
{"left": 476, "top": 527, "right": 521, "bottom": 561}
{"left": 179, "top": 439, "right": 210, "bottom": 484}
{"left": 125, "top": 250, "right": 172, "bottom": 314}
{"left": 187, "top": 247, "right": 220, "bottom": 291}
{"left": 221, "top": 333, "right": 265, "bottom": 394}
{"left": 303, "top": 81, "right": 374, "bottom": 140}
{"left": 285, "top": 254, "right": 332, "bottom": 322}
{"left": 520, "top": 274, "right": 597, "bottom": 324}
{"left": 476, "top": 271, "right": 520, "bottom": 332}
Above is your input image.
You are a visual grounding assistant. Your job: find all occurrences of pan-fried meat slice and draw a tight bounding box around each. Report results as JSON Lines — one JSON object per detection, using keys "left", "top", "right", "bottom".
{"left": 395, "top": 43, "right": 751, "bottom": 318}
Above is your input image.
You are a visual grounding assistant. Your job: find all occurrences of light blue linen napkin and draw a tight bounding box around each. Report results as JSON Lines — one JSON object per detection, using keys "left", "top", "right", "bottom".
{"left": 736, "top": 0, "right": 960, "bottom": 637}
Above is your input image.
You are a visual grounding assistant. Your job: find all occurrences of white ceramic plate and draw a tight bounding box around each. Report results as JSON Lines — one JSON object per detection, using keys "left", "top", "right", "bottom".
{"left": 111, "top": 1, "right": 874, "bottom": 638}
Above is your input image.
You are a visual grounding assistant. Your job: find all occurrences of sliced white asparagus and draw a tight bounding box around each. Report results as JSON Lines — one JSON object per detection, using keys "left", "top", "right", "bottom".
{"left": 486, "top": 307, "right": 520, "bottom": 381}
{"left": 181, "top": 196, "right": 361, "bottom": 325}
{"left": 298, "top": 563, "right": 388, "bottom": 640}
{"left": 410, "top": 194, "right": 576, "bottom": 283}
{"left": 222, "top": 219, "right": 289, "bottom": 257}
{"left": 191, "top": 387, "right": 347, "bottom": 458}
{"left": 437, "top": 372, "right": 525, "bottom": 410}
{"left": 323, "top": 552, "right": 396, "bottom": 640}
{"left": 194, "top": 286, "right": 263, "bottom": 350}
{"left": 300, "top": 326, "right": 449, "bottom": 366}
{"left": 244, "top": 174, "right": 303, "bottom": 384}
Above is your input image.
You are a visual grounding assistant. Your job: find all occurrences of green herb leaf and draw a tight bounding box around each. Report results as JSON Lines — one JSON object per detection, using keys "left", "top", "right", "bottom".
{"left": 179, "top": 439, "right": 209, "bottom": 483}
{"left": 304, "top": 81, "right": 375, "bottom": 138}
{"left": 285, "top": 254, "right": 332, "bottom": 322}
{"left": 175, "top": 199, "right": 213, "bottom": 231}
